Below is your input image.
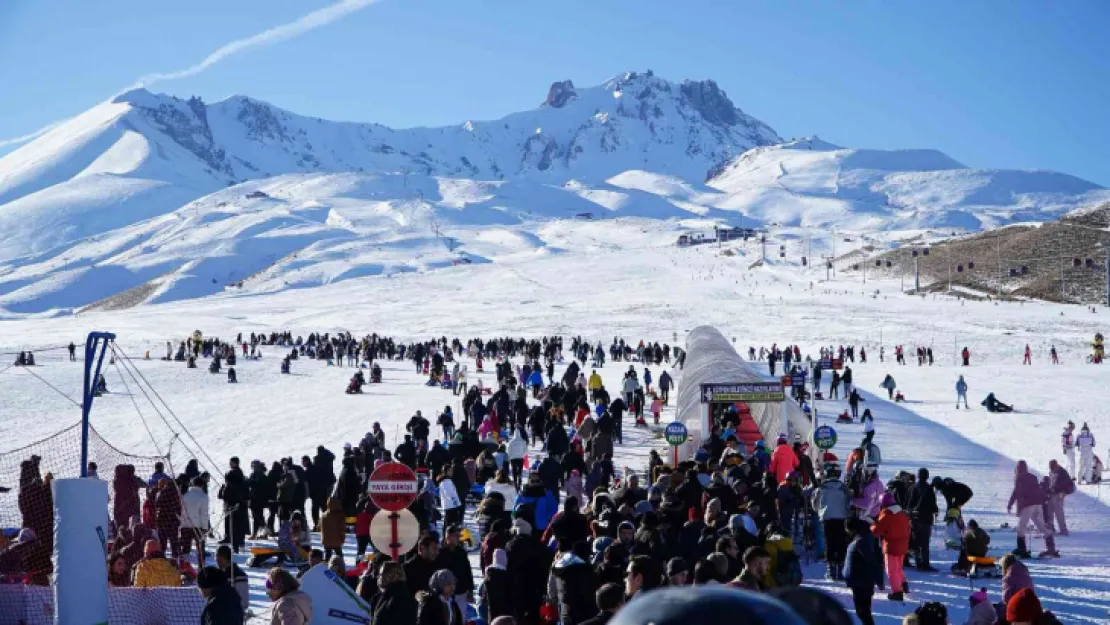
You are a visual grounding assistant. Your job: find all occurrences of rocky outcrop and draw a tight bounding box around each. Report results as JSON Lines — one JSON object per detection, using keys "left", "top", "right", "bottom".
{"left": 680, "top": 79, "right": 739, "bottom": 127}
{"left": 544, "top": 80, "right": 577, "bottom": 108}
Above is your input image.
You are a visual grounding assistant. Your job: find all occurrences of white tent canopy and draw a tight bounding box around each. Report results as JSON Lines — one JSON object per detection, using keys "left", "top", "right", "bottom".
{"left": 674, "top": 325, "right": 813, "bottom": 460}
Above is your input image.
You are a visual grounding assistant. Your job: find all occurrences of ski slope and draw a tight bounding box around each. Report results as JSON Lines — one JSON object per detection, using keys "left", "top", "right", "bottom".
{"left": 1, "top": 224, "right": 1109, "bottom": 622}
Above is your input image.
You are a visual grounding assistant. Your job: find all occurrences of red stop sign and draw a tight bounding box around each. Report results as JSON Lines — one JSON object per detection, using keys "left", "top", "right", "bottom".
{"left": 369, "top": 462, "right": 419, "bottom": 512}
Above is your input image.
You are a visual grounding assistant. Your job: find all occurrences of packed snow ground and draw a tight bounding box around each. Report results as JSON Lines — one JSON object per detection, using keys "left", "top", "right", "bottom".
{"left": 1, "top": 222, "right": 1109, "bottom": 622}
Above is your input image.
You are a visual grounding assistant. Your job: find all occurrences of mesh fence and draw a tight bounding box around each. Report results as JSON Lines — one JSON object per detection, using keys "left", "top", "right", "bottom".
{"left": 0, "top": 422, "right": 215, "bottom": 625}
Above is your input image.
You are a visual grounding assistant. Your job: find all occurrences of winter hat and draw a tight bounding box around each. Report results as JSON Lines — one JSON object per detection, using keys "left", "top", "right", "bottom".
{"left": 969, "top": 589, "right": 989, "bottom": 607}
{"left": 634, "top": 500, "right": 654, "bottom": 518}
{"left": 429, "top": 568, "right": 457, "bottom": 594}
{"left": 511, "top": 518, "right": 532, "bottom": 536}
{"left": 144, "top": 538, "right": 161, "bottom": 556}
{"left": 879, "top": 493, "right": 895, "bottom": 508}
{"left": 196, "top": 566, "right": 227, "bottom": 590}
{"left": 914, "top": 602, "right": 948, "bottom": 625}
{"left": 492, "top": 548, "right": 508, "bottom": 569}
{"left": 1006, "top": 588, "right": 1043, "bottom": 623}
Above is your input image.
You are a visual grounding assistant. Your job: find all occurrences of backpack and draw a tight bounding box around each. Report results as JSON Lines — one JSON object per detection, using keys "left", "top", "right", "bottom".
{"left": 1062, "top": 473, "right": 1077, "bottom": 495}
{"left": 774, "top": 549, "right": 803, "bottom": 586}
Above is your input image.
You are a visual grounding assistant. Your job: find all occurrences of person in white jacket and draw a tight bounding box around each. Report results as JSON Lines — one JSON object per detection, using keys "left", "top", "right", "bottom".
{"left": 1077, "top": 423, "right": 1097, "bottom": 484}
{"left": 179, "top": 477, "right": 210, "bottom": 567}
{"left": 507, "top": 430, "right": 528, "bottom": 489}
{"left": 439, "top": 474, "right": 463, "bottom": 530}
{"left": 484, "top": 470, "right": 518, "bottom": 510}
{"left": 1062, "top": 421, "right": 1076, "bottom": 477}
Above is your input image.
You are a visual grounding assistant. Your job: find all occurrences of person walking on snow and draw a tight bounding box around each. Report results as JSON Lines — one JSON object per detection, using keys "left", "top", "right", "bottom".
{"left": 956, "top": 376, "right": 969, "bottom": 409}
{"left": 1061, "top": 421, "right": 1076, "bottom": 477}
{"left": 880, "top": 375, "right": 896, "bottom": 400}
{"left": 1023, "top": 344, "right": 1032, "bottom": 365}
{"left": 1050, "top": 345, "right": 1059, "bottom": 365}
{"left": 1077, "top": 423, "right": 1097, "bottom": 484}
{"left": 1045, "top": 460, "right": 1073, "bottom": 536}
{"left": 1006, "top": 460, "right": 1058, "bottom": 558}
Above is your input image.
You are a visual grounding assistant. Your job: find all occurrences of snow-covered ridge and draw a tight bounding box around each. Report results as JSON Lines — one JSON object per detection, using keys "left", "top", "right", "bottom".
{"left": 1, "top": 72, "right": 1108, "bottom": 315}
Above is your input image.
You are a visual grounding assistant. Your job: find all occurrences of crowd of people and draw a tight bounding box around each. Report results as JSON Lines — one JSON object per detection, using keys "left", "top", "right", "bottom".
{"left": 0, "top": 331, "right": 1082, "bottom": 625}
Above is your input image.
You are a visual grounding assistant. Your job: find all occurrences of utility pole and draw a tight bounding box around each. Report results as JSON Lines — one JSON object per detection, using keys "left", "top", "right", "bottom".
{"left": 914, "top": 250, "right": 921, "bottom": 293}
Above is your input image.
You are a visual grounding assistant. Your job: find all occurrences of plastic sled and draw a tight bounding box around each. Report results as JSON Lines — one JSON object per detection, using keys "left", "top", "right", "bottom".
{"left": 967, "top": 556, "right": 998, "bottom": 584}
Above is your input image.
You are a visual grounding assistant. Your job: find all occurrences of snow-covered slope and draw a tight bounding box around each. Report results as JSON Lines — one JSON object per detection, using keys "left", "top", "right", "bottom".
{"left": 708, "top": 138, "right": 1110, "bottom": 230}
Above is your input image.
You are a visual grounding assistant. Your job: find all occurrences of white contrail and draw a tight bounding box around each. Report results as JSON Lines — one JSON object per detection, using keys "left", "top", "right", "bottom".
{"left": 0, "top": 0, "right": 380, "bottom": 149}
{"left": 128, "top": 0, "right": 379, "bottom": 89}
{"left": 0, "top": 120, "right": 67, "bottom": 147}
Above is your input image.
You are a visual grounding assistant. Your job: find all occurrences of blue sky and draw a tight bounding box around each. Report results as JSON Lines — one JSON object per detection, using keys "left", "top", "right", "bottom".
{"left": 2, "top": 0, "right": 1108, "bottom": 184}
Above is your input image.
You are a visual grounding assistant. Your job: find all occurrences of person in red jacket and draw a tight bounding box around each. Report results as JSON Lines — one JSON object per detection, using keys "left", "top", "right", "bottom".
{"left": 769, "top": 436, "right": 799, "bottom": 484}
{"left": 871, "top": 492, "right": 910, "bottom": 603}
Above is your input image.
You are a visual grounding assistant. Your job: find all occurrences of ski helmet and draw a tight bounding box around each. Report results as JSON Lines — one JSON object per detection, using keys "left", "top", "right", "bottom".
{"left": 609, "top": 586, "right": 807, "bottom": 625}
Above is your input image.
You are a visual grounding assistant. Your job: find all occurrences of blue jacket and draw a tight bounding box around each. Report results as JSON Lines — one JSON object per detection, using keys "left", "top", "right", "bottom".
{"left": 515, "top": 489, "right": 558, "bottom": 532}
{"left": 843, "top": 532, "right": 882, "bottom": 591}
{"left": 528, "top": 370, "right": 544, "bottom": 387}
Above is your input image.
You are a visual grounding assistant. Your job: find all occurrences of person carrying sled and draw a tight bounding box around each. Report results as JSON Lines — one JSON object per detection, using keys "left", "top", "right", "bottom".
{"left": 1006, "top": 460, "right": 1058, "bottom": 558}
{"left": 1077, "top": 423, "right": 1096, "bottom": 484}
{"left": 956, "top": 376, "right": 969, "bottom": 409}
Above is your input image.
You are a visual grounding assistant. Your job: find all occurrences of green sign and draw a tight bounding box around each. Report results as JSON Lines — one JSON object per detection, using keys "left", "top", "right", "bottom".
{"left": 664, "top": 422, "right": 688, "bottom": 446}
{"left": 813, "top": 425, "right": 838, "bottom": 451}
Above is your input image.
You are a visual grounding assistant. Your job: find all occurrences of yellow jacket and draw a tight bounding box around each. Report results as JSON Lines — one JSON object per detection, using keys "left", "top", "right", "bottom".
{"left": 761, "top": 534, "right": 795, "bottom": 589}
{"left": 588, "top": 373, "right": 603, "bottom": 391}
{"left": 132, "top": 556, "right": 180, "bottom": 587}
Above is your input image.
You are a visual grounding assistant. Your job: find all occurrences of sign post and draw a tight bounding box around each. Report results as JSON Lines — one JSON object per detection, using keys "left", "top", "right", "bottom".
{"left": 369, "top": 508, "right": 420, "bottom": 562}
{"left": 368, "top": 462, "right": 419, "bottom": 561}
{"left": 664, "top": 421, "right": 688, "bottom": 468}
{"left": 813, "top": 425, "right": 838, "bottom": 451}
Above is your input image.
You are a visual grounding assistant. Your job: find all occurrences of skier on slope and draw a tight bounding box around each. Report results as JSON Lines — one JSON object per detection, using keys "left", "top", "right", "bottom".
{"left": 1077, "top": 423, "right": 1097, "bottom": 484}
{"left": 1061, "top": 421, "right": 1076, "bottom": 477}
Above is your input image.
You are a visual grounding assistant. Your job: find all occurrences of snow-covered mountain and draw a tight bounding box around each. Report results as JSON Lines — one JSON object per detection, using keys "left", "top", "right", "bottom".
{"left": 706, "top": 137, "right": 1110, "bottom": 231}
{"left": 1, "top": 71, "right": 1108, "bottom": 314}
{"left": 0, "top": 71, "right": 778, "bottom": 261}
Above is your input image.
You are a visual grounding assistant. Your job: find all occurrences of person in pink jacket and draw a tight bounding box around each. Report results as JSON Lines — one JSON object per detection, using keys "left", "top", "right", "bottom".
{"left": 769, "top": 435, "right": 800, "bottom": 483}
{"left": 852, "top": 470, "right": 885, "bottom": 521}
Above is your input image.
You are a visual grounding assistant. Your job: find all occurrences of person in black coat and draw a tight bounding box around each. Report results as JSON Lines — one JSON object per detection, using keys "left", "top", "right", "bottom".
{"left": 546, "top": 424, "right": 570, "bottom": 459}
{"left": 579, "top": 582, "right": 623, "bottom": 625}
{"left": 551, "top": 542, "right": 598, "bottom": 625}
{"left": 404, "top": 535, "right": 442, "bottom": 597}
{"left": 538, "top": 456, "right": 563, "bottom": 494}
{"left": 506, "top": 523, "right": 551, "bottom": 624}
{"left": 674, "top": 470, "right": 704, "bottom": 517}
{"left": 425, "top": 443, "right": 449, "bottom": 481}
{"left": 372, "top": 562, "right": 418, "bottom": 624}
{"left": 547, "top": 497, "right": 590, "bottom": 547}
{"left": 842, "top": 519, "right": 881, "bottom": 625}
{"left": 197, "top": 567, "right": 244, "bottom": 625}
{"left": 219, "top": 459, "right": 249, "bottom": 553}
{"left": 440, "top": 527, "right": 474, "bottom": 600}
{"left": 481, "top": 547, "right": 513, "bottom": 621}
{"left": 247, "top": 461, "right": 272, "bottom": 539}
{"left": 334, "top": 457, "right": 362, "bottom": 517}
{"left": 906, "top": 467, "right": 939, "bottom": 571}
